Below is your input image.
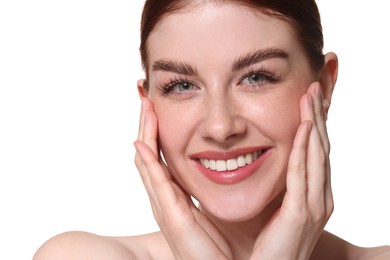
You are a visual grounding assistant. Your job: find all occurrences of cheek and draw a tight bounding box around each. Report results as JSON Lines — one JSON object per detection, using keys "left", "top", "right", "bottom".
{"left": 272, "top": 98, "right": 301, "bottom": 140}
{"left": 153, "top": 102, "right": 200, "bottom": 191}
{"left": 154, "top": 108, "right": 177, "bottom": 152}
{"left": 248, "top": 89, "right": 303, "bottom": 144}
{"left": 153, "top": 102, "right": 196, "bottom": 159}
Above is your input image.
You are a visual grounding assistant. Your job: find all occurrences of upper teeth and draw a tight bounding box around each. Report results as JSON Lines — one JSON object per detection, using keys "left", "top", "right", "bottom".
{"left": 200, "top": 151, "right": 262, "bottom": 172}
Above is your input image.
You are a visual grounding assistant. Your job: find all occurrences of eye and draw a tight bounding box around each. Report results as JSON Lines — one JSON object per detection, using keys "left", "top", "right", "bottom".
{"left": 242, "top": 73, "right": 267, "bottom": 85}
{"left": 177, "top": 82, "right": 195, "bottom": 92}
{"left": 160, "top": 78, "right": 199, "bottom": 97}
{"left": 238, "top": 69, "right": 280, "bottom": 88}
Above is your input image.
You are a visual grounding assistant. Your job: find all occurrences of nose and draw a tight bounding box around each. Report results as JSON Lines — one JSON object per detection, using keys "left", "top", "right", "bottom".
{"left": 201, "top": 94, "right": 247, "bottom": 143}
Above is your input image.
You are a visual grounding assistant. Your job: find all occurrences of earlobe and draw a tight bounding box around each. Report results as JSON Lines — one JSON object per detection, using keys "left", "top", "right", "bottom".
{"left": 319, "top": 52, "right": 338, "bottom": 117}
{"left": 137, "top": 79, "right": 148, "bottom": 99}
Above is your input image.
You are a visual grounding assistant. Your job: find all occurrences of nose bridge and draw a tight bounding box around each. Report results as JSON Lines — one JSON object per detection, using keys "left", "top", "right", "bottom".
{"left": 203, "top": 90, "right": 245, "bottom": 142}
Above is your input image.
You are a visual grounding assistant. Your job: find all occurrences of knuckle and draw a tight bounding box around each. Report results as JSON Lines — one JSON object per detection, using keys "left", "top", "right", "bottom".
{"left": 311, "top": 210, "right": 326, "bottom": 224}
{"left": 288, "top": 207, "right": 310, "bottom": 225}
{"left": 324, "top": 140, "right": 331, "bottom": 155}
{"left": 326, "top": 199, "right": 335, "bottom": 218}
{"left": 288, "top": 161, "right": 306, "bottom": 175}
{"left": 310, "top": 202, "right": 332, "bottom": 224}
{"left": 134, "top": 155, "right": 142, "bottom": 171}
{"left": 318, "top": 149, "right": 327, "bottom": 165}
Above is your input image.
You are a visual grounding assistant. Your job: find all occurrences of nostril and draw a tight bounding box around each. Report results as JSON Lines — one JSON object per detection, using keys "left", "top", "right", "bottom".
{"left": 203, "top": 116, "right": 247, "bottom": 143}
{"left": 201, "top": 97, "right": 247, "bottom": 142}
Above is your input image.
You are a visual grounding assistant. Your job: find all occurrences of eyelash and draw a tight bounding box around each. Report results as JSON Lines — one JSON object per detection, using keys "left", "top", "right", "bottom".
{"left": 238, "top": 68, "right": 280, "bottom": 88}
{"left": 159, "top": 68, "right": 280, "bottom": 97}
{"left": 159, "top": 77, "right": 198, "bottom": 97}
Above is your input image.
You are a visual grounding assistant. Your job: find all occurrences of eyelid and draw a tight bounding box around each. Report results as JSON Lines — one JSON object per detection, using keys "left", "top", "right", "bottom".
{"left": 238, "top": 68, "right": 280, "bottom": 86}
{"left": 157, "top": 67, "right": 281, "bottom": 96}
{"left": 159, "top": 77, "right": 200, "bottom": 97}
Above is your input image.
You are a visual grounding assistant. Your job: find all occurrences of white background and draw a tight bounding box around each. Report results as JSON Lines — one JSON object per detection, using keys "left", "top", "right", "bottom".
{"left": 0, "top": 1, "right": 389, "bottom": 259}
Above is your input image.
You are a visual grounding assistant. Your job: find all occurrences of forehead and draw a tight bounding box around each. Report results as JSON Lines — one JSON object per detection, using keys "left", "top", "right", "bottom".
{"left": 147, "top": 3, "right": 301, "bottom": 72}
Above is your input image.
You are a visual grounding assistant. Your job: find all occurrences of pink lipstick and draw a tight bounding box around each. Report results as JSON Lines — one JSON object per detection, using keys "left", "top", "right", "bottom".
{"left": 192, "top": 147, "right": 271, "bottom": 184}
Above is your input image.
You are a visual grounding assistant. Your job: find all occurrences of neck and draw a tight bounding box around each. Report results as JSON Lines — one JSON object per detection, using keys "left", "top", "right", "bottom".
{"left": 199, "top": 190, "right": 285, "bottom": 259}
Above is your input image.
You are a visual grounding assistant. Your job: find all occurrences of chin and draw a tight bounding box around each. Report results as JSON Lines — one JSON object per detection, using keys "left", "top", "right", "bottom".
{"left": 213, "top": 207, "right": 265, "bottom": 223}
{"left": 198, "top": 202, "right": 265, "bottom": 224}
{"left": 197, "top": 187, "right": 284, "bottom": 223}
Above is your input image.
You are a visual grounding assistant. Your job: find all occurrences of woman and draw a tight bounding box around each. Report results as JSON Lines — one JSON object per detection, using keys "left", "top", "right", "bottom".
{"left": 34, "top": 0, "right": 389, "bottom": 259}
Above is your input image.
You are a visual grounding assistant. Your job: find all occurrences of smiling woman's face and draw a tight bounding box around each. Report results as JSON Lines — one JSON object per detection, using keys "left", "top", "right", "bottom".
{"left": 144, "top": 3, "right": 319, "bottom": 222}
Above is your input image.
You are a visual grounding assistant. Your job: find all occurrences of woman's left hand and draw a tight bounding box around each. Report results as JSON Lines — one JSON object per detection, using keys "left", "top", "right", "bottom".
{"left": 250, "top": 82, "right": 334, "bottom": 260}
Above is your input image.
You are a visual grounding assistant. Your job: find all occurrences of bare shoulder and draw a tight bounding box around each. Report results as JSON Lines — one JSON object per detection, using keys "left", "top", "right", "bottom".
{"left": 311, "top": 230, "right": 390, "bottom": 260}
{"left": 33, "top": 231, "right": 171, "bottom": 260}
{"left": 33, "top": 231, "right": 135, "bottom": 259}
{"left": 112, "top": 231, "right": 173, "bottom": 260}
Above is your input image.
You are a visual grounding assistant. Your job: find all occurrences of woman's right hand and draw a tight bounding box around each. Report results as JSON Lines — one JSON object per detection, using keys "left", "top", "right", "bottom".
{"left": 134, "top": 97, "right": 232, "bottom": 260}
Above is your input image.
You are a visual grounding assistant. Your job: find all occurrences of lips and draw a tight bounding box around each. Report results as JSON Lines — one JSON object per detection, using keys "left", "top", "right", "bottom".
{"left": 192, "top": 147, "right": 271, "bottom": 184}
{"left": 200, "top": 150, "right": 263, "bottom": 172}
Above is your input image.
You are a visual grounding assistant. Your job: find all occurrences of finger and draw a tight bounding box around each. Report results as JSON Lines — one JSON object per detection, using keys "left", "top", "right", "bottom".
{"left": 135, "top": 98, "right": 160, "bottom": 191}
{"left": 310, "top": 84, "right": 333, "bottom": 212}
{"left": 142, "top": 100, "right": 172, "bottom": 182}
{"left": 300, "top": 92, "right": 331, "bottom": 216}
{"left": 134, "top": 98, "right": 161, "bottom": 212}
{"left": 137, "top": 97, "right": 147, "bottom": 141}
{"left": 285, "top": 93, "right": 315, "bottom": 205}
{"left": 285, "top": 119, "right": 312, "bottom": 208}
{"left": 306, "top": 121, "right": 328, "bottom": 208}
{"left": 134, "top": 141, "right": 182, "bottom": 219}
{"left": 135, "top": 97, "right": 147, "bottom": 168}
{"left": 143, "top": 101, "right": 159, "bottom": 157}
{"left": 307, "top": 82, "right": 330, "bottom": 154}
{"left": 134, "top": 140, "right": 167, "bottom": 221}
{"left": 306, "top": 83, "right": 333, "bottom": 212}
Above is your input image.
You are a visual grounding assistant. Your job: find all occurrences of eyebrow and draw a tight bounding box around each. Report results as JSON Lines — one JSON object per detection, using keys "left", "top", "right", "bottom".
{"left": 152, "top": 60, "right": 198, "bottom": 76}
{"left": 151, "top": 48, "right": 288, "bottom": 76}
{"left": 233, "top": 48, "right": 288, "bottom": 71}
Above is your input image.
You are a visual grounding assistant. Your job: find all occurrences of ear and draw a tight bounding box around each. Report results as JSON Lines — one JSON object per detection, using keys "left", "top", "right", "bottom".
{"left": 137, "top": 79, "right": 148, "bottom": 99}
{"left": 319, "top": 52, "right": 338, "bottom": 119}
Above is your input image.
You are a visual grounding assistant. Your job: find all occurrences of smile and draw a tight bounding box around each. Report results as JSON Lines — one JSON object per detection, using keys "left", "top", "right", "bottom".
{"left": 199, "top": 150, "right": 264, "bottom": 172}
{"left": 193, "top": 148, "right": 271, "bottom": 184}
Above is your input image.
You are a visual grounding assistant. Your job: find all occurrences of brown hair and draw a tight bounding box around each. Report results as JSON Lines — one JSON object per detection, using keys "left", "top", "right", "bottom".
{"left": 140, "top": 0, "right": 325, "bottom": 79}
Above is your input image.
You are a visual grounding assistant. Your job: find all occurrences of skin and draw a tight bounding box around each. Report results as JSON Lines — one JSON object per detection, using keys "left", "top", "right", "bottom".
{"left": 136, "top": 4, "right": 335, "bottom": 259}
{"left": 33, "top": 3, "right": 390, "bottom": 260}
